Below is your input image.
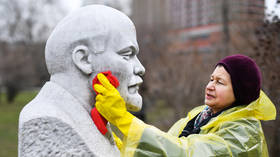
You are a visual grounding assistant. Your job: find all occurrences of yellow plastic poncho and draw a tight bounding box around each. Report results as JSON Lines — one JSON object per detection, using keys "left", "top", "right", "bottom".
{"left": 121, "top": 91, "right": 276, "bottom": 157}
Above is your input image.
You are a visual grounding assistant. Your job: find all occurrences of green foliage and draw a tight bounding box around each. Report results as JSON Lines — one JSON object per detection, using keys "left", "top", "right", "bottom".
{"left": 0, "top": 91, "right": 37, "bottom": 157}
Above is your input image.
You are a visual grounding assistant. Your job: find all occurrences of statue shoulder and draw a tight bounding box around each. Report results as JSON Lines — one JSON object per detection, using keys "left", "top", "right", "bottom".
{"left": 18, "top": 117, "right": 95, "bottom": 157}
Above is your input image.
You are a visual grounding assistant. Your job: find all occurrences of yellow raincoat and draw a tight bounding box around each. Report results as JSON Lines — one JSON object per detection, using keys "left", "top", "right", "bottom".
{"left": 121, "top": 91, "right": 276, "bottom": 157}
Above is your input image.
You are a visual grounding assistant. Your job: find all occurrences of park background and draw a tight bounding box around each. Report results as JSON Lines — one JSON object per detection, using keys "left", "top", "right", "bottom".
{"left": 0, "top": 0, "right": 279, "bottom": 156}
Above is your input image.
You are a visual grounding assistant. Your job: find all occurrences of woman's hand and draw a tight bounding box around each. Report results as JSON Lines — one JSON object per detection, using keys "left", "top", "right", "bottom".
{"left": 94, "top": 73, "right": 126, "bottom": 125}
{"left": 94, "top": 73, "right": 134, "bottom": 136}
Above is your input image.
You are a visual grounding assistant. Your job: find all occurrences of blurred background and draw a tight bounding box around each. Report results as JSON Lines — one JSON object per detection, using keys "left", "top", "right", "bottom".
{"left": 0, "top": 0, "right": 279, "bottom": 156}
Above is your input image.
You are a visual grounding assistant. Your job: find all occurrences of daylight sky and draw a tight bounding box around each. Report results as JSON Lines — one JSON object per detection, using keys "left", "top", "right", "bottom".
{"left": 266, "top": 0, "right": 280, "bottom": 14}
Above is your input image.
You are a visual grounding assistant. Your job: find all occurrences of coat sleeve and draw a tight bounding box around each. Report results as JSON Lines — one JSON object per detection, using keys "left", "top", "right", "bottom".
{"left": 213, "top": 118, "right": 268, "bottom": 157}
{"left": 121, "top": 117, "right": 267, "bottom": 157}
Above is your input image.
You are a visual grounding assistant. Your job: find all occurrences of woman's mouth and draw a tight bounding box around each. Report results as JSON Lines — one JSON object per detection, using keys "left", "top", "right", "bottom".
{"left": 206, "top": 93, "right": 215, "bottom": 100}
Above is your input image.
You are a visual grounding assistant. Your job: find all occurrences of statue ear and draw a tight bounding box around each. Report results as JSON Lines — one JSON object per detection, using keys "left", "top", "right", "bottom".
{"left": 72, "top": 45, "right": 92, "bottom": 74}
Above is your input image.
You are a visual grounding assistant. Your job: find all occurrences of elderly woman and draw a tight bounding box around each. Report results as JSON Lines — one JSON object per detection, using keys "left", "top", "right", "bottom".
{"left": 94, "top": 54, "right": 276, "bottom": 157}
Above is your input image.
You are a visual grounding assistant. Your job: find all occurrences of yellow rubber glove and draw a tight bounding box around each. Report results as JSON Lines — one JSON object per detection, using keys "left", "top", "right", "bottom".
{"left": 112, "top": 132, "right": 123, "bottom": 150}
{"left": 94, "top": 73, "right": 134, "bottom": 136}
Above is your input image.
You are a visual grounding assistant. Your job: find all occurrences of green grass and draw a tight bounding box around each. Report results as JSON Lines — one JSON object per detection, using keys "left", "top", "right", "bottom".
{"left": 0, "top": 91, "right": 38, "bottom": 157}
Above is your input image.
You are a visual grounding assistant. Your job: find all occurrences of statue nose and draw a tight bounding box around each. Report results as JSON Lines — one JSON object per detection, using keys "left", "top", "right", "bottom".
{"left": 134, "top": 63, "right": 145, "bottom": 77}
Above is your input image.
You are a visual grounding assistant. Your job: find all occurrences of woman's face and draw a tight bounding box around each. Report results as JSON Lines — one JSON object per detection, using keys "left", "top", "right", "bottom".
{"left": 205, "top": 66, "right": 235, "bottom": 113}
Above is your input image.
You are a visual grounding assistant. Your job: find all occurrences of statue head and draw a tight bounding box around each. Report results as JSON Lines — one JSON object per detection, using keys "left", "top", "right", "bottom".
{"left": 45, "top": 5, "right": 145, "bottom": 111}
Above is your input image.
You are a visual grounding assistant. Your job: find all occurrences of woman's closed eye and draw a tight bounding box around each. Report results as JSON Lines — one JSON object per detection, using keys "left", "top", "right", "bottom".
{"left": 217, "top": 80, "right": 224, "bottom": 85}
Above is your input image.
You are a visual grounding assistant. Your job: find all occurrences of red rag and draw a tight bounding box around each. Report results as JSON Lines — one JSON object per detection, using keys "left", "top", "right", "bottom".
{"left": 91, "top": 71, "right": 119, "bottom": 135}
{"left": 92, "top": 71, "right": 119, "bottom": 94}
{"left": 91, "top": 108, "right": 108, "bottom": 135}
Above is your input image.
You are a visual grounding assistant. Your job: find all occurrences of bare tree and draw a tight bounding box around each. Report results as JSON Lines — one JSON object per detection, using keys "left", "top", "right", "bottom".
{"left": 0, "top": 0, "right": 66, "bottom": 102}
{"left": 252, "top": 18, "right": 280, "bottom": 157}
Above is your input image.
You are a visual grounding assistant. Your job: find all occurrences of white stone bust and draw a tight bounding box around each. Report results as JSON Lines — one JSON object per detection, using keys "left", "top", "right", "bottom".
{"left": 18, "top": 5, "right": 145, "bottom": 157}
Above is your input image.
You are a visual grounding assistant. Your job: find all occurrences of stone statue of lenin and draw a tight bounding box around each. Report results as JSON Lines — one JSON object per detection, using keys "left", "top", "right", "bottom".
{"left": 18, "top": 5, "right": 145, "bottom": 157}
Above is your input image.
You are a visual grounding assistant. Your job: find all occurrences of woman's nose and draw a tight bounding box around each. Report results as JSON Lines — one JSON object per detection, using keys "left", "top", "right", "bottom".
{"left": 206, "top": 81, "right": 215, "bottom": 90}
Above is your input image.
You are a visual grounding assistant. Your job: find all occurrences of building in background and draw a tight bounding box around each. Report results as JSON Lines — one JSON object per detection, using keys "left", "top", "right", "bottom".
{"left": 131, "top": 0, "right": 265, "bottom": 53}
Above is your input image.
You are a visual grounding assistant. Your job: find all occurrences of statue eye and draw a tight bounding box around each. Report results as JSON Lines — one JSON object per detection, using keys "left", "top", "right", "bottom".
{"left": 121, "top": 50, "right": 133, "bottom": 60}
{"left": 118, "top": 47, "right": 137, "bottom": 60}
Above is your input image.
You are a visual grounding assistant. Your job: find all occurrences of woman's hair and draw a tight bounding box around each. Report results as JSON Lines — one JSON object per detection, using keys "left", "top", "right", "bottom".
{"left": 216, "top": 54, "right": 261, "bottom": 105}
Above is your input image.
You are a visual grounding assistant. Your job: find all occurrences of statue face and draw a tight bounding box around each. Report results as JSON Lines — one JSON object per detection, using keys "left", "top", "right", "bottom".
{"left": 89, "top": 23, "right": 145, "bottom": 112}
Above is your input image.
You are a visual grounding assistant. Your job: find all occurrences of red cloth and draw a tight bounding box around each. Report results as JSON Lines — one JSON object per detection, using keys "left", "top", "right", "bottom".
{"left": 92, "top": 71, "right": 119, "bottom": 95}
{"left": 91, "top": 108, "right": 108, "bottom": 135}
{"left": 91, "top": 71, "right": 119, "bottom": 135}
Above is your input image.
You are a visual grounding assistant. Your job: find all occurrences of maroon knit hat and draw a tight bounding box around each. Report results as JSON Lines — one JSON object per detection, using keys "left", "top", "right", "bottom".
{"left": 216, "top": 54, "right": 262, "bottom": 105}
